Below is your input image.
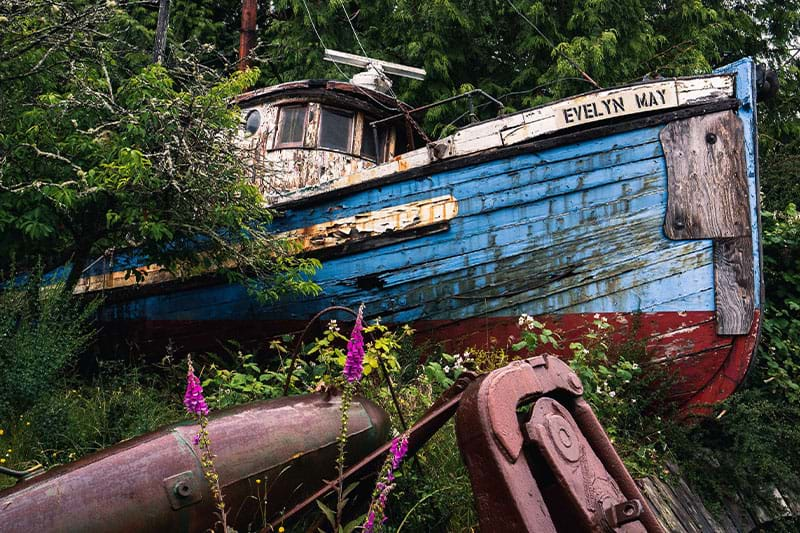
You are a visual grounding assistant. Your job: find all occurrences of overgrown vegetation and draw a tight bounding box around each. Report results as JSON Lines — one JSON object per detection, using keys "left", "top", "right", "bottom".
{"left": 0, "top": 1, "right": 319, "bottom": 298}
{"left": 0, "top": 362, "right": 181, "bottom": 491}
{"left": 2, "top": 0, "right": 800, "bottom": 530}
{"left": 667, "top": 202, "right": 800, "bottom": 516}
{"left": 0, "top": 270, "right": 100, "bottom": 421}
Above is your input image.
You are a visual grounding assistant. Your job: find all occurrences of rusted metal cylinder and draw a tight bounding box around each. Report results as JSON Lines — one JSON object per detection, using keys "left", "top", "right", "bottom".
{"left": 0, "top": 393, "right": 390, "bottom": 533}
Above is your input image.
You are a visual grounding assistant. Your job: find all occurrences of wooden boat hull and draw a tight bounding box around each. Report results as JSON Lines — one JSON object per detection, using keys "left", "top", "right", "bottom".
{"left": 76, "top": 59, "right": 762, "bottom": 410}
{"left": 0, "top": 394, "right": 390, "bottom": 533}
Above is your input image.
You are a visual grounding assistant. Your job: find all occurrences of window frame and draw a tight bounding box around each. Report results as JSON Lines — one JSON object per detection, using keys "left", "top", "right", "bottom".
{"left": 318, "top": 106, "right": 355, "bottom": 153}
{"left": 243, "top": 109, "right": 261, "bottom": 136}
{"left": 274, "top": 104, "right": 309, "bottom": 149}
{"left": 360, "top": 118, "right": 388, "bottom": 163}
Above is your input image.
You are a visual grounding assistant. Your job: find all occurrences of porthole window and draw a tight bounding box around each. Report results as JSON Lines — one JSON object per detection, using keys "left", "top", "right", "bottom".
{"left": 319, "top": 107, "right": 354, "bottom": 152}
{"left": 244, "top": 109, "right": 261, "bottom": 135}
{"left": 276, "top": 105, "right": 307, "bottom": 147}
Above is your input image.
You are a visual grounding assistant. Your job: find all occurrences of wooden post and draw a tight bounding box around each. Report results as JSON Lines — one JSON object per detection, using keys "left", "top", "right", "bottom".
{"left": 239, "top": 0, "right": 258, "bottom": 70}
{"left": 152, "top": 0, "right": 171, "bottom": 64}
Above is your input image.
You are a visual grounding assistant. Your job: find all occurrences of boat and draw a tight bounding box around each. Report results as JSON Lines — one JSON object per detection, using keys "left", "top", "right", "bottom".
{"left": 0, "top": 393, "right": 390, "bottom": 532}
{"left": 67, "top": 48, "right": 764, "bottom": 410}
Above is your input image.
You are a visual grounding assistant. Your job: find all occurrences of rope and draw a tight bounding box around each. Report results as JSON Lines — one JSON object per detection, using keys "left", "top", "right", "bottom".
{"left": 339, "top": 1, "right": 370, "bottom": 60}
{"left": 336, "top": 0, "right": 432, "bottom": 146}
{"left": 324, "top": 0, "right": 431, "bottom": 144}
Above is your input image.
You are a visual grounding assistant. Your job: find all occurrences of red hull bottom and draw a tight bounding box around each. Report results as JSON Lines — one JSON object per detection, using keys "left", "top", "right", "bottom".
{"left": 412, "top": 310, "right": 761, "bottom": 412}
{"left": 99, "top": 310, "right": 759, "bottom": 411}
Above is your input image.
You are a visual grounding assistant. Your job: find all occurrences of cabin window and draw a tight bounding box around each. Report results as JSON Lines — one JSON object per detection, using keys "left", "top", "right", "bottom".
{"left": 276, "top": 105, "right": 307, "bottom": 147}
{"left": 360, "top": 121, "right": 387, "bottom": 162}
{"left": 319, "top": 107, "right": 353, "bottom": 152}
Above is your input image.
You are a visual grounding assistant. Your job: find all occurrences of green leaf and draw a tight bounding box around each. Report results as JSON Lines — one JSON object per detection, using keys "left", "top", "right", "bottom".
{"left": 315, "top": 499, "right": 336, "bottom": 527}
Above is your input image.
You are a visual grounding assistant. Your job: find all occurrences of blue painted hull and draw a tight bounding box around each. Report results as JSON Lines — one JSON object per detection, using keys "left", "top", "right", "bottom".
{"left": 78, "top": 59, "right": 762, "bottom": 407}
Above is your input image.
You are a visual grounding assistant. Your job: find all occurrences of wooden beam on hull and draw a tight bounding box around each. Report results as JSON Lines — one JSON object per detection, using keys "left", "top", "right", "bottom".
{"left": 72, "top": 196, "right": 459, "bottom": 295}
{"left": 661, "top": 111, "right": 750, "bottom": 239}
{"left": 661, "top": 110, "right": 755, "bottom": 335}
{"left": 714, "top": 237, "right": 755, "bottom": 335}
{"left": 280, "top": 195, "right": 458, "bottom": 253}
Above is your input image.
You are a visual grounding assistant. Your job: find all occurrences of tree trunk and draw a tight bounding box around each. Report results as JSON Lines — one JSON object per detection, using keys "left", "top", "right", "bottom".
{"left": 64, "top": 241, "right": 93, "bottom": 294}
{"left": 152, "top": 0, "right": 171, "bottom": 64}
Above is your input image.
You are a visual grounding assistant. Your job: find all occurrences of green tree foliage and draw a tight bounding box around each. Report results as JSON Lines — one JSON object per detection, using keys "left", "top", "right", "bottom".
{"left": 757, "top": 205, "right": 800, "bottom": 400}
{"left": 226, "top": 1, "right": 799, "bottom": 125}
{"left": 0, "top": 1, "right": 319, "bottom": 298}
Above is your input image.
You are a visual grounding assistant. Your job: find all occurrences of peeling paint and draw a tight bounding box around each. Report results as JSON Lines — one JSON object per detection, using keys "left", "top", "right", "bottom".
{"left": 279, "top": 196, "right": 458, "bottom": 253}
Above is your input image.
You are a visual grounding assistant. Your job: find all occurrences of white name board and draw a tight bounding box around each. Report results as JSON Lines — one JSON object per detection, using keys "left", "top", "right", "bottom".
{"left": 554, "top": 81, "right": 679, "bottom": 128}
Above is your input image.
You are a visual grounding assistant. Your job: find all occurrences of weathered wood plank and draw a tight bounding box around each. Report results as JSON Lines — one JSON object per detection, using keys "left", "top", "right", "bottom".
{"left": 724, "top": 494, "right": 758, "bottom": 532}
{"left": 671, "top": 472, "right": 727, "bottom": 532}
{"left": 676, "top": 76, "right": 736, "bottom": 105}
{"left": 279, "top": 195, "right": 458, "bottom": 253}
{"left": 661, "top": 110, "right": 751, "bottom": 240}
{"left": 714, "top": 236, "right": 755, "bottom": 335}
{"left": 73, "top": 262, "right": 177, "bottom": 294}
{"left": 638, "top": 477, "right": 691, "bottom": 532}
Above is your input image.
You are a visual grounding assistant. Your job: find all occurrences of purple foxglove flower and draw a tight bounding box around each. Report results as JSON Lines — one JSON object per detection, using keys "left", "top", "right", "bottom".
{"left": 390, "top": 435, "right": 409, "bottom": 470}
{"left": 362, "top": 433, "right": 409, "bottom": 531}
{"left": 363, "top": 510, "right": 376, "bottom": 533}
{"left": 184, "top": 361, "right": 209, "bottom": 416}
{"left": 343, "top": 304, "right": 365, "bottom": 382}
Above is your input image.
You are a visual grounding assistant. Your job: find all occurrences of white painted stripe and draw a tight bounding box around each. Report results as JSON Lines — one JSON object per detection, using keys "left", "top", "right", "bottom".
{"left": 271, "top": 74, "right": 735, "bottom": 205}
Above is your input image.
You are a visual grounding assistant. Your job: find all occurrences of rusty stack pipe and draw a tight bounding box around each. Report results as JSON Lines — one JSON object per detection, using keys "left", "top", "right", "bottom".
{"left": 239, "top": 0, "right": 258, "bottom": 70}
{"left": 0, "top": 394, "right": 390, "bottom": 533}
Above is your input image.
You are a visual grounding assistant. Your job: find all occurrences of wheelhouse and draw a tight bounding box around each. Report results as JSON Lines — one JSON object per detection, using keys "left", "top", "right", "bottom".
{"left": 235, "top": 80, "right": 423, "bottom": 202}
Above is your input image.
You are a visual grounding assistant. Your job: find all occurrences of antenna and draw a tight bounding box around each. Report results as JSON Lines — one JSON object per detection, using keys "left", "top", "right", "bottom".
{"left": 324, "top": 49, "right": 426, "bottom": 81}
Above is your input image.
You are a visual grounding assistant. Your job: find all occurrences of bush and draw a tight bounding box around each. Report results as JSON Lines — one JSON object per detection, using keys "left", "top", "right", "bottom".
{"left": 672, "top": 388, "right": 800, "bottom": 517}
{"left": 758, "top": 204, "right": 800, "bottom": 402}
{"left": 0, "top": 362, "right": 181, "bottom": 490}
{"left": 0, "top": 268, "right": 100, "bottom": 421}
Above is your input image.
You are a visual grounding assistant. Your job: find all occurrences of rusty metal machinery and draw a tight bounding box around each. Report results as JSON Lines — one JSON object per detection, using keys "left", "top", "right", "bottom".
{"left": 1, "top": 357, "right": 666, "bottom": 532}
{"left": 0, "top": 393, "right": 390, "bottom": 533}
{"left": 456, "top": 355, "right": 664, "bottom": 533}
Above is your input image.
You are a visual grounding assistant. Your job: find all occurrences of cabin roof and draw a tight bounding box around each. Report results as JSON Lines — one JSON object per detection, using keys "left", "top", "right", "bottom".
{"left": 234, "top": 79, "right": 403, "bottom": 117}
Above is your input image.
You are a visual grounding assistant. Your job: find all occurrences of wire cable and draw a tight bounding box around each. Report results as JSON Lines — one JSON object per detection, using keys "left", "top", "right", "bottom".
{"left": 331, "top": 0, "right": 432, "bottom": 143}
{"left": 298, "top": 0, "right": 400, "bottom": 111}
{"left": 337, "top": 0, "right": 411, "bottom": 117}
{"left": 505, "top": 0, "right": 601, "bottom": 89}
{"left": 339, "top": 1, "right": 370, "bottom": 60}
